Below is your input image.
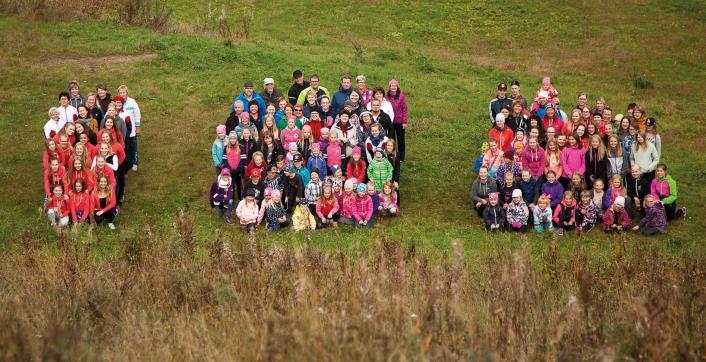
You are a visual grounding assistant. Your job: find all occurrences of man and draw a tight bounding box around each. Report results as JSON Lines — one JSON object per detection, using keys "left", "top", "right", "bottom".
{"left": 232, "top": 80, "right": 266, "bottom": 119}
{"left": 488, "top": 82, "right": 513, "bottom": 125}
{"left": 226, "top": 100, "right": 245, "bottom": 134}
{"left": 369, "top": 99, "right": 393, "bottom": 138}
{"left": 331, "top": 74, "right": 353, "bottom": 116}
{"left": 68, "top": 80, "right": 84, "bottom": 109}
{"left": 509, "top": 80, "right": 527, "bottom": 110}
{"left": 57, "top": 92, "right": 78, "bottom": 125}
{"left": 260, "top": 77, "right": 282, "bottom": 106}
{"left": 296, "top": 74, "right": 330, "bottom": 105}
{"left": 288, "top": 69, "right": 309, "bottom": 105}
{"left": 96, "top": 83, "right": 112, "bottom": 112}
{"left": 356, "top": 75, "right": 373, "bottom": 106}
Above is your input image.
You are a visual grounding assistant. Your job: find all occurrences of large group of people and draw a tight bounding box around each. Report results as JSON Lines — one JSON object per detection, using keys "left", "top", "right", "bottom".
{"left": 473, "top": 78, "right": 685, "bottom": 235}
{"left": 209, "top": 71, "right": 408, "bottom": 232}
{"left": 42, "top": 81, "right": 141, "bottom": 230}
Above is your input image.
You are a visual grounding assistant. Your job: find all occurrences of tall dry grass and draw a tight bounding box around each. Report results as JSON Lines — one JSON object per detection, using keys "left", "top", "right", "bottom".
{"left": 1, "top": 214, "right": 704, "bottom": 360}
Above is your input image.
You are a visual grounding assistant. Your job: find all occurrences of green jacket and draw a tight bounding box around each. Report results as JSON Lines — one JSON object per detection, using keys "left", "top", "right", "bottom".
{"left": 367, "top": 158, "right": 393, "bottom": 190}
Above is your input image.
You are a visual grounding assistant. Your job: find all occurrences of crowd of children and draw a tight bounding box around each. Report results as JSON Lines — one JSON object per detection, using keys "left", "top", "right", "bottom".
{"left": 42, "top": 81, "right": 141, "bottom": 230}
{"left": 209, "top": 72, "right": 406, "bottom": 232}
{"left": 474, "top": 78, "right": 685, "bottom": 235}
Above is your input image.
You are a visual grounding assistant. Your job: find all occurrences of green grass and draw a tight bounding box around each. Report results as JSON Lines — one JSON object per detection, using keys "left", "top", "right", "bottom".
{"left": 0, "top": 1, "right": 705, "bottom": 260}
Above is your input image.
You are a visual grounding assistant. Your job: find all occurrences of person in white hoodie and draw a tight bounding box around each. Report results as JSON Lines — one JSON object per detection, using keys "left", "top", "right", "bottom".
{"left": 118, "top": 85, "right": 142, "bottom": 171}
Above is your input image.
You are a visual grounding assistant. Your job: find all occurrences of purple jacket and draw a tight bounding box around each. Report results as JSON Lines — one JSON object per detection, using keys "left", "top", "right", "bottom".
{"left": 386, "top": 91, "right": 408, "bottom": 125}
{"left": 561, "top": 145, "right": 585, "bottom": 179}
{"left": 541, "top": 181, "right": 564, "bottom": 209}
{"left": 640, "top": 202, "right": 667, "bottom": 232}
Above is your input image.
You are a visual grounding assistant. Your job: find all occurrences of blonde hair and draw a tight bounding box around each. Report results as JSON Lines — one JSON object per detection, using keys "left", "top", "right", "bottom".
{"left": 587, "top": 135, "right": 606, "bottom": 162}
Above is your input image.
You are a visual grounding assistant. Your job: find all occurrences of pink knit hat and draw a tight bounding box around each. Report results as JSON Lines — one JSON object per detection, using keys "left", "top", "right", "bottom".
{"left": 388, "top": 79, "right": 398, "bottom": 87}
{"left": 352, "top": 146, "right": 361, "bottom": 156}
{"left": 488, "top": 192, "right": 499, "bottom": 202}
{"left": 239, "top": 112, "right": 249, "bottom": 121}
{"left": 216, "top": 124, "right": 226, "bottom": 135}
{"left": 542, "top": 77, "right": 551, "bottom": 86}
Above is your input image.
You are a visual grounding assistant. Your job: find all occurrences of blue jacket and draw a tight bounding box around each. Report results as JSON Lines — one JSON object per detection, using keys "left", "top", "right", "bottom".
{"left": 370, "top": 192, "right": 380, "bottom": 216}
{"left": 332, "top": 85, "right": 353, "bottom": 116}
{"left": 212, "top": 138, "right": 225, "bottom": 168}
{"left": 294, "top": 165, "right": 311, "bottom": 186}
{"left": 519, "top": 178, "right": 538, "bottom": 204}
{"left": 232, "top": 92, "right": 266, "bottom": 119}
{"left": 306, "top": 155, "right": 328, "bottom": 178}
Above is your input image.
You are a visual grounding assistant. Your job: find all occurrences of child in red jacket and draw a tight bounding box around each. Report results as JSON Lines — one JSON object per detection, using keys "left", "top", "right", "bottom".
{"left": 46, "top": 184, "right": 70, "bottom": 228}
{"left": 346, "top": 146, "right": 367, "bottom": 183}
{"left": 69, "top": 179, "right": 91, "bottom": 224}
{"left": 552, "top": 190, "right": 578, "bottom": 236}
{"left": 603, "top": 196, "right": 631, "bottom": 233}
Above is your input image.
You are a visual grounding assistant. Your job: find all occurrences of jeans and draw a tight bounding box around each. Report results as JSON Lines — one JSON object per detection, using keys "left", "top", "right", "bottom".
{"left": 268, "top": 217, "right": 290, "bottom": 231}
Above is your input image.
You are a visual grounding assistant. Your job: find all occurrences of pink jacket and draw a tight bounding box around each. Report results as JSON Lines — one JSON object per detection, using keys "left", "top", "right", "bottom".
{"left": 482, "top": 149, "right": 504, "bottom": 174}
{"left": 352, "top": 195, "right": 373, "bottom": 222}
{"left": 341, "top": 194, "right": 356, "bottom": 218}
{"left": 561, "top": 145, "right": 585, "bottom": 179}
{"left": 235, "top": 199, "right": 259, "bottom": 225}
{"left": 281, "top": 128, "right": 301, "bottom": 145}
{"left": 326, "top": 141, "right": 343, "bottom": 168}
{"left": 522, "top": 146, "right": 545, "bottom": 180}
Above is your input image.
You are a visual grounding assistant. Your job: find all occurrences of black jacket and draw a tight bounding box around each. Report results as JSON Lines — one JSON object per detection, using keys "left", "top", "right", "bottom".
{"left": 585, "top": 149, "right": 607, "bottom": 185}
{"left": 288, "top": 81, "right": 310, "bottom": 105}
{"left": 482, "top": 204, "right": 506, "bottom": 226}
{"left": 283, "top": 174, "right": 304, "bottom": 211}
{"left": 260, "top": 89, "right": 283, "bottom": 106}
{"left": 626, "top": 174, "right": 650, "bottom": 200}
{"left": 488, "top": 96, "right": 513, "bottom": 124}
{"left": 371, "top": 111, "right": 394, "bottom": 139}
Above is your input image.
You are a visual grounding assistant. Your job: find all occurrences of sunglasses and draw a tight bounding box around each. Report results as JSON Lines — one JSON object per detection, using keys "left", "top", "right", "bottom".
{"left": 294, "top": 109, "right": 302, "bottom": 111}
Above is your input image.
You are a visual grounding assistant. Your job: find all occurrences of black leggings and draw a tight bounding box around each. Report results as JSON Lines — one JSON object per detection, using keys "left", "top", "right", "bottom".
{"left": 394, "top": 123, "right": 406, "bottom": 161}
{"left": 95, "top": 209, "right": 116, "bottom": 224}
{"left": 664, "top": 202, "right": 677, "bottom": 221}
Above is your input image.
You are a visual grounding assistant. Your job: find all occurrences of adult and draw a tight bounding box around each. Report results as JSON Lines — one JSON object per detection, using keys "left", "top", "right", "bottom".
{"left": 95, "top": 83, "right": 112, "bottom": 113}
{"left": 366, "top": 86, "right": 395, "bottom": 122}
{"left": 68, "top": 80, "right": 84, "bottom": 109}
{"left": 489, "top": 114, "right": 514, "bottom": 154}
{"left": 296, "top": 74, "right": 330, "bottom": 106}
{"left": 44, "top": 107, "right": 63, "bottom": 139}
{"left": 506, "top": 100, "right": 529, "bottom": 132}
{"left": 57, "top": 92, "right": 78, "bottom": 125}
{"left": 331, "top": 74, "right": 353, "bottom": 116}
{"left": 575, "top": 92, "right": 588, "bottom": 112}
{"left": 631, "top": 132, "right": 660, "bottom": 181}
{"left": 488, "top": 82, "right": 513, "bottom": 125}
{"left": 356, "top": 75, "right": 373, "bottom": 106}
{"left": 117, "top": 85, "right": 142, "bottom": 170}
{"left": 387, "top": 79, "right": 408, "bottom": 161}
{"left": 471, "top": 166, "right": 498, "bottom": 218}
{"left": 287, "top": 69, "right": 310, "bottom": 106}
{"left": 369, "top": 99, "right": 394, "bottom": 138}
{"left": 260, "top": 77, "right": 282, "bottom": 106}
{"left": 509, "top": 80, "right": 528, "bottom": 110}
{"left": 232, "top": 80, "right": 266, "bottom": 120}
{"left": 541, "top": 103, "right": 565, "bottom": 134}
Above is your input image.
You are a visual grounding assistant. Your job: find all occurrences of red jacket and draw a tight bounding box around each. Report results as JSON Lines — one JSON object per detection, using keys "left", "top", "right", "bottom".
{"left": 65, "top": 169, "right": 95, "bottom": 194}
{"left": 316, "top": 195, "right": 339, "bottom": 219}
{"left": 92, "top": 165, "right": 117, "bottom": 188}
{"left": 57, "top": 145, "right": 73, "bottom": 169}
{"left": 44, "top": 166, "right": 66, "bottom": 196}
{"left": 542, "top": 115, "right": 564, "bottom": 134}
{"left": 69, "top": 191, "right": 91, "bottom": 222}
{"left": 98, "top": 128, "right": 124, "bottom": 148}
{"left": 43, "top": 150, "right": 63, "bottom": 170}
{"left": 244, "top": 159, "right": 268, "bottom": 184}
{"left": 46, "top": 195, "right": 70, "bottom": 217}
{"left": 111, "top": 143, "right": 126, "bottom": 165}
{"left": 91, "top": 189, "right": 117, "bottom": 214}
{"left": 346, "top": 160, "right": 367, "bottom": 183}
{"left": 53, "top": 133, "right": 76, "bottom": 147}
{"left": 603, "top": 207, "right": 631, "bottom": 229}
{"left": 488, "top": 126, "right": 515, "bottom": 153}
{"left": 352, "top": 194, "right": 373, "bottom": 222}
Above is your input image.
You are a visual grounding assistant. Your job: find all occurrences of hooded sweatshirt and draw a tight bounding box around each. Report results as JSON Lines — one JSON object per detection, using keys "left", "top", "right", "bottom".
{"left": 471, "top": 177, "right": 499, "bottom": 204}
{"left": 386, "top": 90, "right": 408, "bottom": 125}
{"left": 482, "top": 203, "right": 506, "bottom": 227}
{"left": 522, "top": 145, "right": 546, "bottom": 180}
{"left": 489, "top": 126, "right": 515, "bottom": 154}
{"left": 603, "top": 207, "right": 631, "bottom": 229}
{"left": 650, "top": 175, "right": 677, "bottom": 205}
{"left": 561, "top": 144, "right": 585, "bottom": 179}
{"left": 367, "top": 157, "right": 393, "bottom": 190}
{"left": 585, "top": 148, "right": 607, "bottom": 183}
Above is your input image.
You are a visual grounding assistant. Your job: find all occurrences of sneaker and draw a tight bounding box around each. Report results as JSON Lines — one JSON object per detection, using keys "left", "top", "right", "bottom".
{"left": 132, "top": 164, "right": 138, "bottom": 172}
{"left": 107, "top": 223, "right": 116, "bottom": 230}
{"left": 676, "top": 207, "right": 686, "bottom": 219}
{"left": 535, "top": 225, "right": 544, "bottom": 233}
{"left": 224, "top": 216, "right": 234, "bottom": 224}
{"left": 557, "top": 228, "right": 564, "bottom": 236}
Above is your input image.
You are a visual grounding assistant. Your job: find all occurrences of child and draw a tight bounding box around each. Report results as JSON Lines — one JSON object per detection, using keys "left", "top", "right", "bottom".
{"left": 297, "top": 124, "right": 315, "bottom": 160}
{"left": 473, "top": 142, "right": 490, "bottom": 173}
{"left": 604, "top": 174, "right": 628, "bottom": 209}
{"left": 367, "top": 181, "right": 379, "bottom": 217}
{"left": 346, "top": 146, "right": 367, "bottom": 183}
{"left": 261, "top": 190, "right": 289, "bottom": 232}
{"left": 306, "top": 143, "right": 327, "bottom": 178}
{"left": 210, "top": 168, "right": 235, "bottom": 224}
{"left": 286, "top": 142, "right": 299, "bottom": 164}
{"left": 585, "top": 134, "right": 606, "bottom": 188}
{"left": 553, "top": 190, "right": 578, "bottom": 235}
{"left": 482, "top": 139, "right": 504, "bottom": 179}
{"left": 318, "top": 127, "right": 330, "bottom": 155}
{"left": 305, "top": 169, "right": 323, "bottom": 217}
{"left": 316, "top": 184, "right": 339, "bottom": 228}
{"left": 353, "top": 183, "right": 374, "bottom": 228}
{"left": 650, "top": 163, "right": 686, "bottom": 221}
{"left": 326, "top": 131, "right": 343, "bottom": 172}
{"left": 243, "top": 169, "right": 266, "bottom": 206}
{"left": 568, "top": 172, "right": 586, "bottom": 201}
{"left": 338, "top": 178, "right": 357, "bottom": 225}
{"left": 212, "top": 125, "right": 227, "bottom": 174}
{"left": 236, "top": 189, "right": 259, "bottom": 233}
{"left": 522, "top": 137, "right": 545, "bottom": 181}
{"left": 364, "top": 123, "right": 389, "bottom": 163}
{"left": 378, "top": 181, "right": 398, "bottom": 217}
{"left": 518, "top": 169, "right": 538, "bottom": 213}
{"left": 541, "top": 170, "right": 564, "bottom": 210}
{"left": 626, "top": 164, "right": 650, "bottom": 217}
{"left": 534, "top": 195, "right": 554, "bottom": 233}
{"left": 632, "top": 194, "right": 666, "bottom": 236}
{"left": 496, "top": 152, "right": 521, "bottom": 189}
{"left": 590, "top": 178, "right": 607, "bottom": 221}
{"left": 367, "top": 149, "right": 393, "bottom": 191}
{"left": 575, "top": 190, "right": 597, "bottom": 234}
{"left": 69, "top": 179, "right": 91, "bottom": 225}
{"left": 46, "top": 184, "right": 70, "bottom": 228}
{"left": 44, "top": 157, "right": 66, "bottom": 198}
{"left": 482, "top": 192, "right": 505, "bottom": 232}
{"left": 281, "top": 116, "right": 302, "bottom": 146}
{"left": 506, "top": 189, "right": 529, "bottom": 232}
{"left": 92, "top": 175, "right": 117, "bottom": 230}
{"left": 292, "top": 199, "right": 316, "bottom": 231}
{"left": 561, "top": 134, "right": 585, "bottom": 188}
{"left": 603, "top": 196, "right": 630, "bottom": 233}
{"left": 499, "top": 172, "right": 516, "bottom": 208}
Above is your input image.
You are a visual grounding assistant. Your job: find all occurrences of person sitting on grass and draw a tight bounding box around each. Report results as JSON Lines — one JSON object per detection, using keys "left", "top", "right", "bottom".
{"left": 603, "top": 196, "right": 630, "bottom": 233}
{"left": 292, "top": 199, "right": 316, "bottom": 232}
{"left": 378, "top": 181, "right": 398, "bottom": 217}
{"left": 210, "top": 168, "right": 235, "bottom": 224}
{"left": 482, "top": 192, "right": 505, "bottom": 232}
{"left": 236, "top": 188, "right": 259, "bottom": 233}
{"left": 650, "top": 163, "right": 686, "bottom": 221}
{"left": 506, "top": 189, "right": 529, "bottom": 233}
{"left": 316, "top": 184, "right": 339, "bottom": 228}
{"left": 533, "top": 194, "right": 553, "bottom": 233}
{"left": 353, "top": 183, "right": 374, "bottom": 228}
{"left": 261, "top": 189, "right": 289, "bottom": 232}
{"left": 553, "top": 190, "right": 578, "bottom": 235}
{"left": 575, "top": 190, "right": 598, "bottom": 234}
{"left": 632, "top": 194, "right": 667, "bottom": 236}
{"left": 46, "top": 184, "right": 70, "bottom": 229}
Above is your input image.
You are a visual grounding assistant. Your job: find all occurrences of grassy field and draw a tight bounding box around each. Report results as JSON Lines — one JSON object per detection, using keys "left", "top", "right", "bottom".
{"left": 0, "top": 0, "right": 705, "bottom": 359}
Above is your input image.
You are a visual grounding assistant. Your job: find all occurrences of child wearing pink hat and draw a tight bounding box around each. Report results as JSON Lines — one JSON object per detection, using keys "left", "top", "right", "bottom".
{"left": 482, "top": 192, "right": 506, "bottom": 232}
{"left": 212, "top": 124, "right": 227, "bottom": 174}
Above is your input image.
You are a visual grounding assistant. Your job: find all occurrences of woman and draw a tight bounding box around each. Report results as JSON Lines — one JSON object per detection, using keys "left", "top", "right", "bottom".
{"left": 259, "top": 130, "right": 283, "bottom": 166}
{"left": 506, "top": 100, "right": 529, "bottom": 132}
{"left": 632, "top": 105, "right": 647, "bottom": 132}
{"left": 248, "top": 100, "right": 262, "bottom": 130}
{"left": 85, "top": 93, "right": 103, "bottom": 129}
{"left": 92, "top": 154, "right": 117, "bottom": 189}
{"left": 387, "top": 80, "right": 408, "bottom": 161}
{"left": 366, "top": 86, "right": 395, "bottom": 121}
{"left": 331, "top": 110, "right": 358, "bottom": 170}
{"left": 75, "top": 120, "right": 98, "bottom": 146}
{"left": 92, "top": 174, "right": 117, "bottom": 230}
{"left": 98, "top": 116, "right": 124, "bottom": 148}
{"left": 631, "top": 132, "right": 660, "bottom": 182}
{"left": 560, "top": 134, "right": 585, "bottom": 188}
{"left": 471, "top": 166, "right": 498, "bottom": 218}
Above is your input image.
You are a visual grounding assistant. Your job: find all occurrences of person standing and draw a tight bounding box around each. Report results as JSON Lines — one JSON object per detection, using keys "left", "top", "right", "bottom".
{"left": 287, "top": 69, "right": 309, "bottom": 106}
{"left": 488, "top": 82, "right": 513, "bottom": 125}
{"left": 260, "top": 77, "right": 282, "bottom": 106}
{"left": 386, "top": 79, "right": 408, "bottom": 161}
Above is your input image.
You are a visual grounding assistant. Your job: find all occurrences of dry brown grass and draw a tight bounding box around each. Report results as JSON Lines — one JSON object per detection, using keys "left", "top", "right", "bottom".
{"left": 1, "top": 213, "right": 704, "bottom": 360}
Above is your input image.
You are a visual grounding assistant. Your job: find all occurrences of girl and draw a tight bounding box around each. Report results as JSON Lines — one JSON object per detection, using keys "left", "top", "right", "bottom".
{"left": 261, "top": 189, "right": 289, "bottom": 232}
{"left": 64, "top": 158, "right": 95, "bottom": 194}
{"left": 552, "top": 190, "right": 578, "bottom": 235}
{"left": 506, "top": 189, "right": 529, "bottom": 232}
{"left": 631, "top": 132, "right": 660, "bottom": 181}
{"left": 387, "top": 79, "right": 408, "bottom": 161}
{"left": 632, "top": 194, "right": 666, "bottom": 236}
{"left": 46, "top": 184, "right": 70, "bottom": 228}
{"left": 326, "top": 131, "right": 343, "bottom": 172}
{"left": 499, "top": 172, "right": 517, "bottom": 207}
{"left": 44, "top": 158, "right": 66, "bottom": 198}
{"left": 650, "top": 164, "right": 686, "bottom": 221}
{"left": 523, "top": 137, "right": 545, "bottom": 181}
{"left": 74, "top": 117, "right": 97, "bottom": 145}
{"left": 576, "top": 190, "right": 598, "bottom": 233}
{"left": 379, "top": 181, "right": 398, "bottom": 217}
{"left": 338, "top": 179, "right": 357, "bottom": 225}
{"left": 101, "top": 132, "right": 125, "bottom": 168}
{"left": 306, "top": 143, "right": 327, "bottom": 178}
{"left": 584, "top": 134, "right": 607, "bottom": 187}
{"left": 307, "top": 110, "right": 323, "bottom": 141}
{"left": 69, "top": 179, "right": 90, "bottom": 224}
{"left": 568, "top": 172, "right": 586, "bottom": 201}
{"left": 297, "top": 124, "right": 316, "bottom": 160}
{"left": 75, "top": 124, "right": 97, "bottom": 155}
{"left": 210, "top": 168, "right": 235, "bottom": 224}
{"left": 482, "top": 192, "right": 505, "bottom": 232}
{"left": 533, "top": 195, "right": 553, "bottom": 233}
{"left": 223, "top": 131, "right": 244, "bottom": 199}
{"left": 603, "top": 196, "right": 630, "bottom": 233}
{"left": 367, "top": 150, "right": 393, "bottom": 192}
{"left": 281, "top": 116, "right": 302, "bottom": 146}
{"left": 472, "top": 166, "right": 499, "bottom": 217}
{"left": 236, "top": 189, "right": 259, "bottom": 233}
{"left": 91, "top": 155, "right": 117, "bottom": 189}
{"left": 632, "top": 105, "right": 647, "bottom": 132}
{"left": 244, "top": 151, "right": 268, "bottom": 186}
{"left": 94, "top": 142, "right": 118, "bottom": 172}
{"left": 560, "top": 134, "right": 585, "bottom": 188}
{"left": 605, "top": 135, "right": 629, "bottom": 181}
{"left": 541, "top": 170, "right": 564, "bottom": 210}
{"left": 316, "top": 184, "right": 340, "bottom": 227}
{"left": 617, "top": 116, "right": 631, "bottom": 142}
{"left": 240, "top": 128, "right": 258, "bottom": 165}
{"left": 367, "top": 181, "right": 380, "bottom": 217}
{"left": 496, "top": 152, "right": 521, "bottom": 189}
{"left": 604, "top": 174, "right": 628, "bottom": 209}
{"left": 590, "top": 178, "right": 607, "bottom": 221}
{"left": 76, "top": 105, "right": 98, "bottom": 136}
{"left": 84, "top": 93, "right": 103, "bottom": 129}
{"left": 364, "top": 123, "right": 389, "bottom": 163}
{"left": 54, "top": 122, "right": 76, "bottom": 146}
{"left": 259, "top": 130, "right": 282, "bottom": 166}
{"left": 644, "top": 118, "right": 661, "bottom": 156}
{"left": 544, "top": 139, "right": 563, "bottom": 184}
{"left": 352, "top": 183, "right": 374, "bottom": 228}
{"left": 212, "top": 125, "right": 227, "bottom": 174}
{"left": 43, "top": 138, "right": 62, "bottom": 170}
{"left": 536, "top": 76, "right": 559, "bottom": 101}
{"left": 56, "top": 134, "right": 74, "bottom": 169}
{"left": 69, "top": 142, "right": 91, "bottom": 172}
{"left": 98, "top": 116, "right": 124, "bottom": 148}
{"left": 292, "top": 199, "right": 316, "bottom": 231}
{"left": 260, "top": 115, "right": 281, "bottom": 144}
{"left": 346, "top": 146, "right": 367, "bottom": 183}
{"left": 91, "top": 174, "right": 117, "bottom": 230}
{"left": 563, "top": 109, "right": 581, "bottom": 136}
{"left": 482, "top": 139, "right": 504, "bottom": 179}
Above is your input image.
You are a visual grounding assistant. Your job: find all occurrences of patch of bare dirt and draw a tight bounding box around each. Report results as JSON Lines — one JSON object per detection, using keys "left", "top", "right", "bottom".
{"left": 45, "top": 53, "right": 158, "bottom": 65}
